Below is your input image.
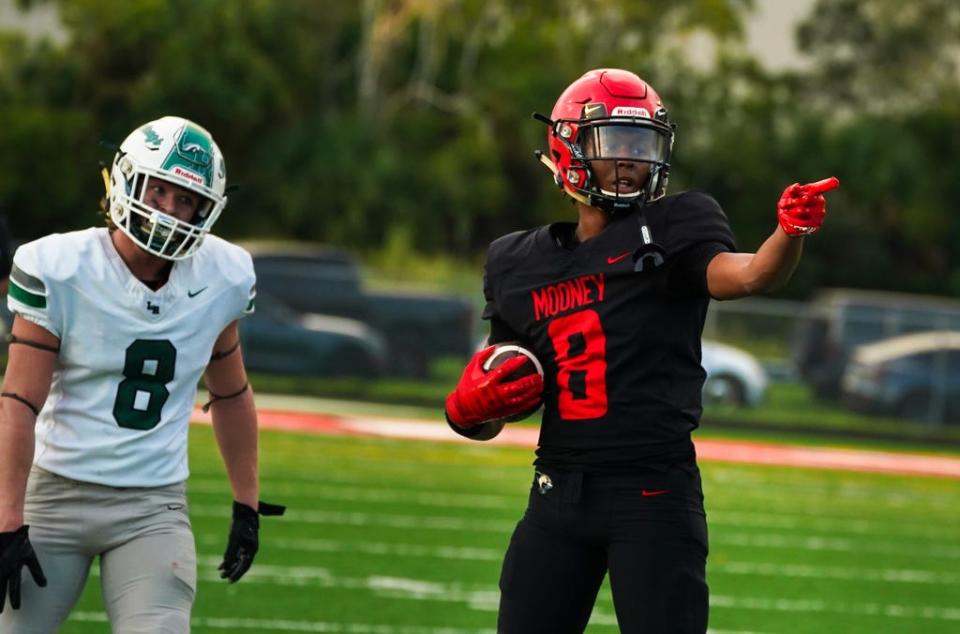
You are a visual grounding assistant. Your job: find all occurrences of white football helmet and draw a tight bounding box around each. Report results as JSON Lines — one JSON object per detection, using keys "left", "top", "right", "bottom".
{"left": 108, "top": 116, "right": 227, "bottom": 260}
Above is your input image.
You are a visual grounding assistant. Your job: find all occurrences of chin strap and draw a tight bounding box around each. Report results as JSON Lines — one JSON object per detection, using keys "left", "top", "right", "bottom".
{"left": 630, "top": 202, "right": 667, "bottom": 273}
{"left": 535, "top": 150, "right": 648, "bottom": 213}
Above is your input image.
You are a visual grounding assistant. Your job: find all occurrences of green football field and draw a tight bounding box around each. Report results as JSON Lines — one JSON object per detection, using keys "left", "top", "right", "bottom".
{"left": 60, "top": 424, "right": 959, "bottom": 633}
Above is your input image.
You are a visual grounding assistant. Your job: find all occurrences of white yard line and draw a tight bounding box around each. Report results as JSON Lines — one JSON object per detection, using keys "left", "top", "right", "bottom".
{"left": 74, "top": 557, "right": 960, "bottom": 630}
{"left": 189, "top": 504, "right": 956, "bottom": 545}
{"left": 710, "top": 595, "right": 960, "bottom": 621}
{"left": 68, "top": 612, "right": 496, "bottom": 633}
{"left": 189, "top": 504, "right": 517, "bottom": 533}
{"left": 190, "top": 477, "right": 954, "bottom": 541}
{"left": 69, "top": 611, "right": 772, "bottom": 634}
{"left": 708, "top": 509, "right": 957, "bottom": 540}
{"left": 193, "top": 533, "right": 958, "bottom": 584}
{"left": 714, "top": 530, "right": 960, "bottom": 560}
{"left": 197, "top": 534, "right": 503, "bottom": 562}
{"left": 188, "top": 479, "right": 519, "bottom": 510}
{"left": 714, "top": 560, "right": 960, "bottom": 584}
{"left": 76, "top": 561, "right": 960, "bottom": 623}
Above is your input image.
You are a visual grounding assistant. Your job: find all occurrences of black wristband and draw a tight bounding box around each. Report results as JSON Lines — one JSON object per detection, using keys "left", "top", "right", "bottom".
{"left": 232, "top": 501, "right": 259, "bottom": 522}
{"left": 257, "top": 501, "right": 286, "bottom": 516}
{"left": 233, "top": 500, "right": 287, "bottom": 520}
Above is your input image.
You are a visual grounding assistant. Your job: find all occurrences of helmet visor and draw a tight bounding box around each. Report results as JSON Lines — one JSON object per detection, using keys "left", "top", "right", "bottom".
{"left": 577, "top": 124, "right": 669, "bottom": 163}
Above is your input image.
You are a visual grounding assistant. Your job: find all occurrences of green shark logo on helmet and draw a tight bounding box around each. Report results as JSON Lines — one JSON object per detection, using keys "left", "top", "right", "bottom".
{"left": 141, "top": 125, "right": 163, "bottom": 150}
{"left": 161, "top": 124, "right": 214, "bottom": 187}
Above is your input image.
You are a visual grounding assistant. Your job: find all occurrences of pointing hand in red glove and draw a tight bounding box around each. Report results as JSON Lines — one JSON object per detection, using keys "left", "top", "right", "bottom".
{"left": 777, "top": 176, "right": 840, "bottom": 237}
{"left": 446, "top": 346, "right": 544, "bottom": 429}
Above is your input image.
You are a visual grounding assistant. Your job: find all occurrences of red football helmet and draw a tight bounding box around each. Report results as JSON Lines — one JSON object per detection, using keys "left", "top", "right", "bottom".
{"left": 538, "top": 69, "right": 674, "bottom": 212}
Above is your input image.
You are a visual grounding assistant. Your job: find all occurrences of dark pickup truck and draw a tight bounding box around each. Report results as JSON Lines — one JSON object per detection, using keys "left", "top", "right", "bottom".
{"left": 792, "top": 288, "right": 960, "bottom": 399}
{"left": 243, "top": 243, "right": 475, "bottom": 378}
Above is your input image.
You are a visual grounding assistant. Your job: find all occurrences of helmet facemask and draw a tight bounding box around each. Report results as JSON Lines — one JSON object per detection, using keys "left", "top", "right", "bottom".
{"left": 126, "top": 169, "right": 220, "bottom": 257}
{"left": 567, "top": 117, "right": 673, "bottom": 214}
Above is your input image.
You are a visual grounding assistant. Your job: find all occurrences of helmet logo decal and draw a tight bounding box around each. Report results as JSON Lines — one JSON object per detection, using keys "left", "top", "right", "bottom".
{"left": 141, "top": 125, "right": 163, "bottom": 150}
{"left": 611, "top": 106, "right": 650, "bottom": 118}
{"left": 582, "top": 103, "right": 608, "bottom": 119}
{"left": 162, "top": 125, "right": 214, "bottom": 187}
{"left": 171, "top": 165, "right": 205, "bottom": 186}
{"left": 182, "top": 142, "right": 205, "bottom": 153}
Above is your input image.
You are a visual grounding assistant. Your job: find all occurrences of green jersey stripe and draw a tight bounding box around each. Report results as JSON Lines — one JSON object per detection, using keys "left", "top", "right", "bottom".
{"left": 9, "top": 279, "right": 47, "bottom": 309}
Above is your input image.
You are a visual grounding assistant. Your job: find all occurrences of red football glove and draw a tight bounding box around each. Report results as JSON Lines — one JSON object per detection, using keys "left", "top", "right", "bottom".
{"left": 777, "top": 176, "right": 840, "bottom": 237}
{"left": 445, "top": 346, "right": 544, "bottom": 429}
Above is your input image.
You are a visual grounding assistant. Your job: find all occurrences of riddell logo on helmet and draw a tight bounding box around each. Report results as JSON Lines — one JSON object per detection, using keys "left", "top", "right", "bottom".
{"left": 172, "top": 166, "right": 204, "bottom": 185}
{"left": 611, "top": 106, "right": 650, "bottom": 118}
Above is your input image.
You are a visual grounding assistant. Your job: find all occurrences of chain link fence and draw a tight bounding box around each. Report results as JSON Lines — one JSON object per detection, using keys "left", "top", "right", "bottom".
{"left": 705, "top": 290, "right": 960, "bottom": 426}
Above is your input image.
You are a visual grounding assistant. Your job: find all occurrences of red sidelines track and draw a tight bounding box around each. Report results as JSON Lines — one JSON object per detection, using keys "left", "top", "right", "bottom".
{"left": 192, "top": 407, "right": 960, "bottom": 479}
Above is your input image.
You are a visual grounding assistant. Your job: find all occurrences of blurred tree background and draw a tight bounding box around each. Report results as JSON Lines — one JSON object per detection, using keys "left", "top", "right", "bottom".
{"left": 1, "top": 0, "right": 958, "bottom": 297}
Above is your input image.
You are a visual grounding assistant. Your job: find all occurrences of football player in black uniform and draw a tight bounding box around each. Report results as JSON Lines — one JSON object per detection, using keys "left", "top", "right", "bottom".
{"left": 444, "top": 68, "right": 839, "bottom": 633}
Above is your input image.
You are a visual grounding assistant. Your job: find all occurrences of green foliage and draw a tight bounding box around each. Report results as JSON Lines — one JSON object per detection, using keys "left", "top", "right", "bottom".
{"left": 709, "top": 382, "right": 960, "bottom": 444}
{"left": 1, "top": 0, "right": 959, "bottom": 295}
{"left": 797, "top": 0, "right": 960, "bottom": 113}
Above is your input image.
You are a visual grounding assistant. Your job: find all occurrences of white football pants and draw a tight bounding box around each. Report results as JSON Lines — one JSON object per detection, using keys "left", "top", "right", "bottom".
{"left": 0, "top": 467, "right": 196, "bottom": 633}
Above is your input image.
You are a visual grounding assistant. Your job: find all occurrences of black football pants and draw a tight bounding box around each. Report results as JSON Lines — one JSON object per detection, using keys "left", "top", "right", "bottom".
{"left": 497, "top": 461, "right": 709, "bottom": 634}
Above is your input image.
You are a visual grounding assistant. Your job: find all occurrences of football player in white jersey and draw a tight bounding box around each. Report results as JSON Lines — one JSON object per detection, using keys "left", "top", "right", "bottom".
{"left": 0, "top": 116, "right": 283, "bottom": 632}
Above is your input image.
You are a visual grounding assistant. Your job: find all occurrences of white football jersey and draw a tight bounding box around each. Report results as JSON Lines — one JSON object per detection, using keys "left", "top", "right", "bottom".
{"left": 7, "top": 227, "right": 256, "bottom": 487}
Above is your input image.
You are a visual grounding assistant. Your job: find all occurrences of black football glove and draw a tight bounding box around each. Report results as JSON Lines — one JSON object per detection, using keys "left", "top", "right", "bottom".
{"left": 218, "top": 501, "right": 285, "bottom": 583}
{"left": 0, "top": 526, "right": 47, "bottom": 612}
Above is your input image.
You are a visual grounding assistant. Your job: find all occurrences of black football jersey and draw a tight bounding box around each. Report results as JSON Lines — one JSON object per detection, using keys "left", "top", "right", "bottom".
{"left": 483, "top": 191, "right": 736, "bottom": 472}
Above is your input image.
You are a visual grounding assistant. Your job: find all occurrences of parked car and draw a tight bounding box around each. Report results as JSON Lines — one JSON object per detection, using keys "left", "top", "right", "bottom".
{"left": 792, "top": 288, "right": 960, "bottom": 399}
{"left": 842, "top": 330, "right": 960, "bottom": 424}
{"left": 240, "top": 293, "right": 386, "bottom": 378}
{"left": 701, "top": 340, "right": 769, "bottom": 407}
{"left": 0, "top": 290, "right": 385, "bottom": 379}
{"left": 243, "top": 242, "right": 475, "bottom": 378}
